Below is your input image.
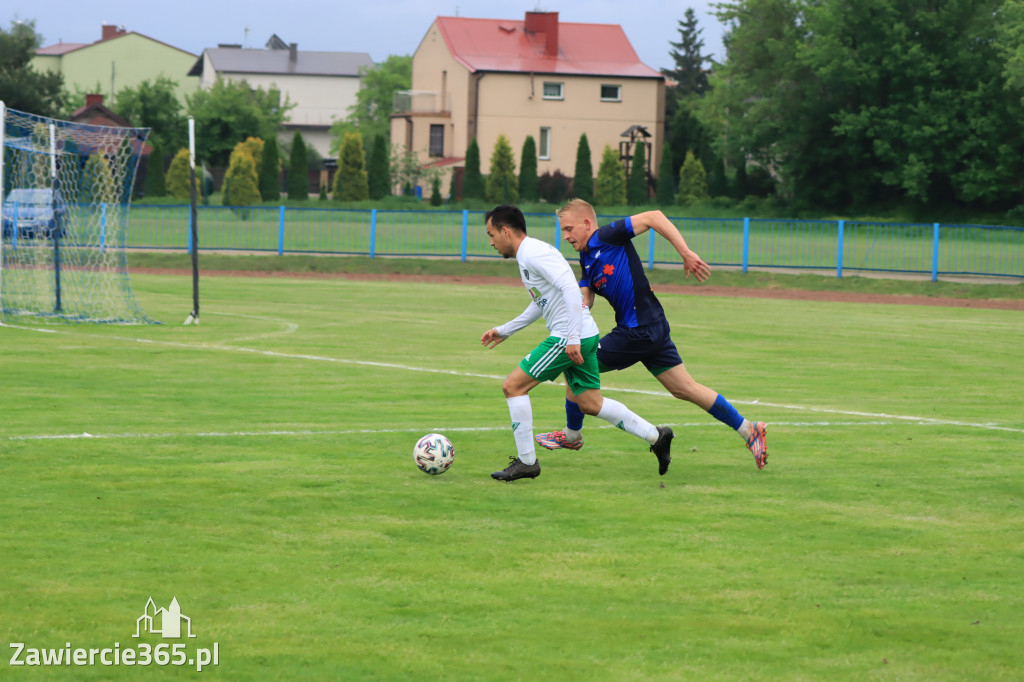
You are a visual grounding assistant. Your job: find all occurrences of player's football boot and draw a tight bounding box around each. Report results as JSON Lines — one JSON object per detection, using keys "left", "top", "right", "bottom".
{"left": 491, "top": 456, "right": 541, "bottom": 481}
{"left": 650, "top": 426, "right": 674, "bottom": 476}
{"left": 746, "top": 421, "right": 768, "bottom": 469}
{"left": 535, "top": 430, "right": 584, "bottom": 451}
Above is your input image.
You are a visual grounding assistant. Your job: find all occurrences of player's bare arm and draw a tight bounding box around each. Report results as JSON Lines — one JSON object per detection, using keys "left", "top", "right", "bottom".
{"left": 630, "top": 210, "right": 711, "bottom": 282}
{"left": 580, "top": 286, "right": 595, "bottom": 309}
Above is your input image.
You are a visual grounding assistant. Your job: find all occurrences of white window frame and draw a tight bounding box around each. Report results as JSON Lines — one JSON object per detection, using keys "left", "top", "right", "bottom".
{"left": 542, "top": 82, "right": 564, "bottom": 100}
{"left": 539, "top": 127, "right": 551, "bottom": 160}
{"left": 600, "top": 84, "right": 622, "bottom": 102}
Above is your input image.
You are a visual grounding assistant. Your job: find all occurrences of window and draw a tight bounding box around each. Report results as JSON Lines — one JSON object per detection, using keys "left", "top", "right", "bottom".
{"left": 539, "top": 127, "right": 551, "bottom": 160}
{"left": 600, "top": 84, "right": 622, "bottom": 102}
{"left": 429, "top": 124, "right": 444, "bottom": 157}
{"left": 542, "top": 82, "right": 563, "bottom": 100}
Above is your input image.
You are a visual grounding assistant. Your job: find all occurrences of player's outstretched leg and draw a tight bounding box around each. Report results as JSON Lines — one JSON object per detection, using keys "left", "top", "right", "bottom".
{"left": 744, "top": 421, "right": 768, "bottom": 469}
{"left": 650, "top": 426, "right": 674, "bottom": 476}
{"left": 491, "top": 455, "right": 541, "bottom": 481}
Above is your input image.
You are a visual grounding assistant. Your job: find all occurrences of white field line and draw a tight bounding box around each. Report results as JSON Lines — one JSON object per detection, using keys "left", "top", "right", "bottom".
{"left": 3, "top": 321, "right": 1022, "bottom": 437}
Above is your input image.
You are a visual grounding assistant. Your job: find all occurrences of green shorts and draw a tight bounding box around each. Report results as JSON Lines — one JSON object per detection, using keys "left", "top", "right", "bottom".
{"left": 519, "top": 334, "right": 601, "bottom": 396}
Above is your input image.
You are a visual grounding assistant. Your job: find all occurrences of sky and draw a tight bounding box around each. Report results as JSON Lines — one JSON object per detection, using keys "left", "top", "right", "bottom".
{"left": 10, "top": 0, "right": 727, "bottom": 73}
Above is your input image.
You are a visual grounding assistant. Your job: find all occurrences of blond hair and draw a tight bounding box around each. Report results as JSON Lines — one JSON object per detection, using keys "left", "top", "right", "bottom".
{"left": 555, "top": 197, "right": 597, "bottom": 220}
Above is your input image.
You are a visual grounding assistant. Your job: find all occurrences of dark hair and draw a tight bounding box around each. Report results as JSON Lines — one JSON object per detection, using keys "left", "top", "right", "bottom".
{"left": 485, "top": 204, "right": 527, "bottom": 234}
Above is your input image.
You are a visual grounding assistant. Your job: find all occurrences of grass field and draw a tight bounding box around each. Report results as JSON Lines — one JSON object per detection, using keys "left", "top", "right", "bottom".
{"left": 1, "top": 269, "right": 1022, "bottom": 680}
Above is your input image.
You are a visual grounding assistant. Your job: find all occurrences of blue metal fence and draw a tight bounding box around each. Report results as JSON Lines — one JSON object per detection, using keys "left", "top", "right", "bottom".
{"left": 128, "top": 205, "right": 1024, "bottom": 281}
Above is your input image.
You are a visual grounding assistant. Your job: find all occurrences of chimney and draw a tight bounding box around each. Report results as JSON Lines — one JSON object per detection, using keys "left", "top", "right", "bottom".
{"left": 85, "top": 94, "right": 104, "bottom": 107}
{"left": 101, "top": 25, "right": 126, "bottom": 41}
{"left": 289, "top": 43, "right": 298, "bottom": 62}
{"left": 524, "top": 11, "right": 559, "bottom": 57}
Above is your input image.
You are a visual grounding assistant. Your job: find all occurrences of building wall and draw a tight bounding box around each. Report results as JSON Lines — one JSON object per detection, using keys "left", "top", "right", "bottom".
{"left": 32, "top": 34, "right": 198, "bottom": 105}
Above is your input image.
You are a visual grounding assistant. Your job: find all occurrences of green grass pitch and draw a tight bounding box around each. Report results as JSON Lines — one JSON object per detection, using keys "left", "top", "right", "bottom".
{"left": 1, "top": 271, "right": 1022, "bottom": 680}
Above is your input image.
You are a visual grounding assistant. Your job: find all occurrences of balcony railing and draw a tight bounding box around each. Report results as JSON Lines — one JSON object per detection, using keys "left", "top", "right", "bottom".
{"left": 392, "top": 90, "right": 451, "bottom": 115}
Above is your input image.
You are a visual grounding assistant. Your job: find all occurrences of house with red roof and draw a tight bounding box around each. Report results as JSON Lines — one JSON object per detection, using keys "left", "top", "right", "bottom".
{"left": 392, "top": 11, "right": 665, "bottom": 199}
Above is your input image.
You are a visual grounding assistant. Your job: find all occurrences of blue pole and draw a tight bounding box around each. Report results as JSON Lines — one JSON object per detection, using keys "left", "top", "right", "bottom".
{"left": 100, "top": 203, "right": 107, "bottom": 254}
{"left": 742, "top": 217, "right": 750, "bottom": 273}
{"left": 554, "top": 215, "right": 560, "bottom": 251}
{"left": 648, "top": 228, "right": 655, "bottom": 270}
{"left": 461, "top": 209, "right": 469, "bottom": 262}
{"left": 278, "top": 206, "right": 286, "bottom": 255}
{"left": 932, "top": 222, "right": 940, "bottom": 282}
{"left": 11, "top": 202, "right": 18, "bottom": 249}
{"left": 837, "top": 219, "right": 844, "bottom": 279}
{"left": 369, "top": 208, "right": 377, "bottom": 258}
{"left": 187, "top": 206, "right": 193, "bottom": 254}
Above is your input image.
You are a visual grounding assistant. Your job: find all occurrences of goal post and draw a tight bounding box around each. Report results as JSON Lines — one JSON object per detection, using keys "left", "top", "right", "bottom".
{"left": 0, "top": 102, "right": 155, "bottom": 324}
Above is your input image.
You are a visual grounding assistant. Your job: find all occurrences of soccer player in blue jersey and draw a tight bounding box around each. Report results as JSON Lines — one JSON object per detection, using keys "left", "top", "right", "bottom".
{"left": 534, "top": 198, "right": 768, "bottom": 469}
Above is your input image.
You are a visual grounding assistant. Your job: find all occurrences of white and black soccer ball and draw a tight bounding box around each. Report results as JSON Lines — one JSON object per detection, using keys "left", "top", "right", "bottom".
{"left": 413, "top": 433, "right": 455, "bottom": 475}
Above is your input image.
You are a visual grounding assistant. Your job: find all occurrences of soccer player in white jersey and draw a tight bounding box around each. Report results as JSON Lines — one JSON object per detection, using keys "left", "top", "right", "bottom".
{"left": 480, "top": 205, "right": 674, "bottom": 481}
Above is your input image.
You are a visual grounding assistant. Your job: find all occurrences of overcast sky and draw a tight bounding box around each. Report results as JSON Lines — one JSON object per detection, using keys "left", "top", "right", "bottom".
{"left": 10, "top": 0, "right": 727, "bottom": 73}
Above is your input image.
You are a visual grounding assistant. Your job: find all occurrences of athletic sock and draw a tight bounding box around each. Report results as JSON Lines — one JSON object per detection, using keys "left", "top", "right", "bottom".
{"left": 596, "top": 397, "right": 659, "bottom": 443}
{"left": 564, "top": 427, "right": 582, "bottom": 442}
{"left": 506, "top": 395, "right": 537, "bottom": 465}
{"left": 707, "top": 393, "right": 745, "bottom": 431}
{"left": 565, "top": 398, "right": 585, "bottom": 432}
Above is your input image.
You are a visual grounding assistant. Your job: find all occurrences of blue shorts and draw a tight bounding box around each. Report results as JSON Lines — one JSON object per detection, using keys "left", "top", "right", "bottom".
{"left": 596, "top": 319, "right": 683, "bottom": 376}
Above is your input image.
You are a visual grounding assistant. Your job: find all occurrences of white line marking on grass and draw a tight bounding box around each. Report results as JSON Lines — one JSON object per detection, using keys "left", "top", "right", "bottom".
{"left": 3, "top": 322, "right": 1021, "bottom": 435}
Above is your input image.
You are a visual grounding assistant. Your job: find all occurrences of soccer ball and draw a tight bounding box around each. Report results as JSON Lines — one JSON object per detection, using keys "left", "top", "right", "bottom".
{"left": 413, "top": 433, "right": 455, "bottom": 475}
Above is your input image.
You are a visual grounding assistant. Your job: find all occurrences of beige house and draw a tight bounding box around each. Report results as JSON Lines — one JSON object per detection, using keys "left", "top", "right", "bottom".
{"left": 188, "top": 36, "right": 374, "bottom": 156}
{"left": 392, "top": 11, "right": 665, "bottom": 197}
{"left": 33, "top": 25, "right": 198, "bottom": 105}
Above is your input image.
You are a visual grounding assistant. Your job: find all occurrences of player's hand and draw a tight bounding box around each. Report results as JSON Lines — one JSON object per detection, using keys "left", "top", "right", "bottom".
{"left": 565, "top": 344, "right": 584, "bottom": 365}
{"left": 682, "top": 250, "right": 711, "bottom": 282}
{"left": 481, "top": 328, "right": 506, "bottom": 348}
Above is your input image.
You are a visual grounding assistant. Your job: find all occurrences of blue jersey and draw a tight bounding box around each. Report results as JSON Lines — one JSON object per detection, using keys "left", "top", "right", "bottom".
{"left": 579, "top": 218, "right": 666, "bottom": 329}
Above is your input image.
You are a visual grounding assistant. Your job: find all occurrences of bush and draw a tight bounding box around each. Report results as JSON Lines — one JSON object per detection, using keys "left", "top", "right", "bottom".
{"left": 144, "top": 145, "right": 166, "bottom": 198}
{"left": 677, "top": 150, "right": 709, "bottom": 204}
{"left": 573, "top": 133, "right": 594, "bottom": 203}
{"left": 539, "top": 171, "right": 571, "bottom": 204}
{"left": 166, "top": 149, "right": 193, "bottom": 200}
{"left": 462, "top": 138, "right": 484, "bottom": 200}
{"left": 287, "top": 132, "right": 308, "bottom": 200}
{"left": 485, "top": 134, "right": 519, "bottom": 204}
{"left": 334, "top": 130, "right": 369, "bottom": 201}
{"left": 519, "top": 136, "right": 539, "bottom": 202}
{"left": 225, "top": 144, "right": 261, "bottom": 207}
{"left": 595, "top": 145, "right": 626, "bottom": 206}
{"left": 259, "top": 137, "right": 281, "bottom": 201}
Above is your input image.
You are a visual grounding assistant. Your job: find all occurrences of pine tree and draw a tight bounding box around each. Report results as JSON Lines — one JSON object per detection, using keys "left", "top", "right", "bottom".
{"left": 656, "top": 143, "right": 675, "bottom": 205}
{"left": 677, "top": 150, "right": 709, "bottom": 204}
{"left": 259, "top": 136, "right": 281, "bottom": 201}
{"left": 733, "top": 161, "right": 749, "bottom": 199}
{"left": 627, "top": 141, "right": 648, "bottom": 206}
{"left": 519, "top": 136, "right": 539, "bottom": 202}
{"left": 595, "top": 145, "right": 626, "bottom": 207}
{"left": 661, "top": 7, "right": 711, "bottom": 124}
{"left": 485, "top": 134, "right": 519, "bottom": 204}
{"left": 225, "top": 144, "right": 261, "bottom": 207}
{"left": 430, "top": 174, "right": 443, "bottom": 206}
{"left": 334, "top": 130, "right": 369, "bottom": 201}
{"left": 367, "top": 134, "right": 391, "bottom": 199}
{"left": 166, "top": 149, "right": 193, "bottom": 200}
{"left": 573, "top": 133, "right": 594, "bottom": 202}
{"left": 462, "top": 138, "right": 484, "bottom": 200}
{"left": 144, "top": 145, "right": 166, "bottom": 198}
{"left": 287, "top": 131, "right": 309, "bottom": 200}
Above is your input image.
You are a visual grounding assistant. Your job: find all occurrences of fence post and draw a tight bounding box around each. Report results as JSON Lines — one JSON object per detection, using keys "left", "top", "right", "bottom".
{"left": 369, "top": 208, "right": 377, "bottom": 258}
{"left": 461, "top": 209, "right": 469, "bottom": 262}
{"left": 187, "top": 206, "right": 193, "bottom": 254}
{"left": 278, "top": 205, "right": 285, "bottom": 255}
{"left": 742, "top": 217, "right": 750, "bottom": 273}
{"left": 932, "top": 222, "right": 940, "bottom": 282}
{"left": 836, "top": 219, "right": 844, "bottom": 278}
{"left": 648, "top": 228, "right": 656, "bottom": 270}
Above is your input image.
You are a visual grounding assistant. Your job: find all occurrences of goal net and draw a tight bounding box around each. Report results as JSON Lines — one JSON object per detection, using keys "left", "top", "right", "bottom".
{"left": 1, "top": 102, "right": 155, "bottom": 324}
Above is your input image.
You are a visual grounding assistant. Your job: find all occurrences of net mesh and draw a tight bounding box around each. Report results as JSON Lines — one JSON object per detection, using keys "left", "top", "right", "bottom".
{"left": 1, "top": 104, "right": 156, "bottom": 324}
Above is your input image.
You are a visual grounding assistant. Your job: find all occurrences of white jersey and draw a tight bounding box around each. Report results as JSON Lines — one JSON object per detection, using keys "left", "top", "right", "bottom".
{"left": 496, "top": 236, "right": 599, "bottom": 344}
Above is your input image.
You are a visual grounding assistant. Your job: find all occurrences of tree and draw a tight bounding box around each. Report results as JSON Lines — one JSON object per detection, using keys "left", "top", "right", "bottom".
{"left": 429, "top": 173, "right": 443, "bottom": 206}
{"left": 677, "top": 150, "right": 708, "bottom": 204}
{"left": 329, "top": 55, "right": 411, "bottom": 156}
{"left": 486, "top": 134, "right": 519, "bottom": 204}
{"left": 287, "top": 131, "right": 309, "bottom": 200}
{"left": 113, "top": 77, "right": 185, "bottom": 153}
{"left": 462, "top": 138, "right": 485, "bottom": 199}
{"left": 662, "top": 8, "right": 711, "bottom": 101}
{"left": 656, "top": 143, "right": 675, "bottom": 205}
{"left": 572, "top": 133, "right": 594, "bottom": 202}
{"left": 82, "top": 154, "right": 116, "bottom": 205}
{"left": 595, "top": 145, "right": 626, "bottom": 206}
{"left": 519, "top": 136, "right": 539, "bottom": 202}
{"left": 627, "top": 141, "right": 648, "bottom": 206}
{"left": 367, "top": 134, "right": 391, "bottom": 199}
{"left": 187, "top": 78, "right": 291, "bottom": 166}
{"left": 335, "top": 130, "right": 369, "bottom": 201}
{"left": 224, "top": 143, "right": 261, "bottom": 206}
{"left": 259, "top": 136, "right": 281, "bottom": 201}
{"left": 0, "top": 19, "right": 65, "bottom": 117}
{"left": 144, "top": 145, "right": 167, "bottom": 198}
{"left": 166, "top": 149, "right": 193, "bottom": 200}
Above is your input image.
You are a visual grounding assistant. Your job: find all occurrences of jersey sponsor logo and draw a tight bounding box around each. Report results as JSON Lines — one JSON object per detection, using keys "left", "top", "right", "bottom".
{"left": 528, "top": 286, "right": 548, "bottom": 308}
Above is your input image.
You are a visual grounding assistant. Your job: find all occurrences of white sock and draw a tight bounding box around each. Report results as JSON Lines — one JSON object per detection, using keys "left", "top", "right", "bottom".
{"left": 737, "top": 419, "right": 753, "bottom": 441}
{"left": 506, "top": 395, "right": 536, "bottom": 465}
{"left": 596, "top": 398, "right": 659, "bottom": 443}
{"left": 564, "top": 427, "right": 582, "bottom": 442}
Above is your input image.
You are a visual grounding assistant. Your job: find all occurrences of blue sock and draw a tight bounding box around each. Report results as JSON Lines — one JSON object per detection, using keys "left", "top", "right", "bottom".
{"left": 707, "top": 394, "right": 744, "bottom": 430}
{"left": 566, "top": 398, "right": 585, "bottom": 431}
